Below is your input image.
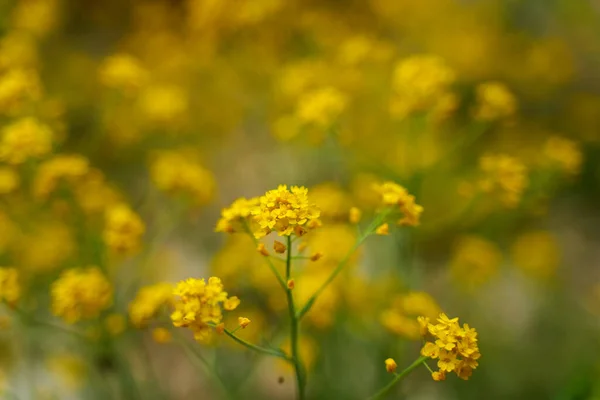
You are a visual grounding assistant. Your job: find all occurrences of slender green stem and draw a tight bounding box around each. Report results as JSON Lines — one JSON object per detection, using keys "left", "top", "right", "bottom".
{"left": 286, "top": 235, "right": 306, "bottom": 400}
{"left": 208, "top": 323, "right": 290, "bottom": 360}
{"left": 10, "top": 306, "right": 88, "bottom": 339}
{"left": 368, "top": 356, "right": 428, "bottom": 400}
{"left": 296, "top": 210, "right": 391, "bottom": 320}
{"left": 243, "top": 221, "right": 287, "bottom": 290}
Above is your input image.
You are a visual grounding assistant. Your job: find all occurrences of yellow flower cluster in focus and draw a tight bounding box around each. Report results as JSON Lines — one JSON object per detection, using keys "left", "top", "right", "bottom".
{"left": 419, "top": 314, "right": 480, "bottom": 381}
{"left": 51, "top": 267, "right": 112, "bottom": 324}
{"left": 171, "top": 277, "right": 240, "bottom": 342}
{"left": 0, "top": 267, "right": 20, "bottom": 305}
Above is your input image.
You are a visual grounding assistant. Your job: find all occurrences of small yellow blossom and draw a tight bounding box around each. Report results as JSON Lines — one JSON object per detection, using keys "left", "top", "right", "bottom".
{"left": 152, "top": 327, "right": 172, "bottom": 344}
{"left": 51, "top": 267, "right": 113, "bottom": 324}
{"left": 104, "top": 313, "right": 126, "bottom": 336}
{"left": 103, "top": 204, "right": 145, "bottom": 254}
{"left": 373, "top": 182, "right": 423, "bottom": 226}
{"left": 385, "top": 358, "right": 397, "bottom": 373}
{"left": 473, "top": 81, "right": 517, "bottom": 121}
{"left": 296, "top": 87, "right": 347, "bottom": 127}
{"left": 273, "top": 240, "right": 287, "bottom": 254}
{"left": 0, "top": 267, "right": 20, "bottom": 305}
{"left": 33, "top": 154, "right": 90, "bottom": 199}
{"left": 171, "top": 277, "right": 238, "bottom": 342}
{"left": 257, "top": 243, "right": 270, "bottom": 256}
{"left": 375, "top": 223, "right": 389, "bottom": 235}
{"left": 420, "top": 313, "right": 480, "bottom": 381}
{"left": 349, "top": 207, "right": 362, "bottom": 224}
{"left": 224, "top": 296, "right": 240, "bottom": 311}
{"left": 417, "top": 316, "right": 429, "bottom": 337}
{"left": 215, "top": 323, "right": 225, "bottom": 334}
{"left": 478, "top": 154, "right": 528, "bottom": 207}
{"left": 238, "top": 317, "right": 251, "bottom": 328}
{"left": 98, "top": 53, "right": 148, "bottom": 92}
{"left": 0, "top": 117, "right": 52, "bottom": 164}
{"left": 543, "top": 136, "right": 582, "bottom": 175}
{"left": 251, "top": 185, "right": 321, "bottom": 238}
{"left": 129, "top": 283, "right": 173, "bottom": 327}
{"left": 0, "top": 167, "right": 19, "bottom": 194}
{"left": 215, "top": 197, "right": 260, "bottom": 233}
{"left": 138, "top": 84, "right": 188, "bottom": 125}
{"left": 287, "top": 279, "right": 295, "bottom": 290}
{"left": 0, "top": 69, "right": 41, "bottom": 114}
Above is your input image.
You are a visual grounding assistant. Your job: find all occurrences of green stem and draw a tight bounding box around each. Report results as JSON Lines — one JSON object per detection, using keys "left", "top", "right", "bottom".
{"left": 208, "top": 323, "right": 290, "bottom": 360}
{"left": 368, "top": 356, "right": 428, "bottom": 400}
{"left": 243, "top": 221, "right": 287, "bottom": 290}
{"left": 296, "top": 210, "right": 390, "bottom": 320}
{"left": 286, "top": 235, "right": 306, "bottom": 400}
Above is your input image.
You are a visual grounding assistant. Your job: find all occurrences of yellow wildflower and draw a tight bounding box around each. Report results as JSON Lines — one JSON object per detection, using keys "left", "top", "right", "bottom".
{"left": 287, "top": 279, "right": 295, "bottom": 290}
{"left": 224, "top": 296, "right": 240, "bottom": 311}
{"left": 251, "top": 185, "right": 321, "bottom": 238}
{"left": 51, "top": 267, "right": 113, "bottom": 324}
{"left": 0, "top": 267, "right": 20, "bottom": 305}
{"left": 296, "top": 87, "right": 347, "bottom": 127}
{"left": 381, "top": 292, "right": 441, "bottom": 340}
{"left": 238, "top": 317, "right": 251, "bottom": 328}
{"left": 478, "top": 154, "right": 528, "bottom": 207}
{"left": 420, "top": 313, "right": 480, "bottom": 381}
{"left": 152, "top": 327, "right": 172, "bottom": 344}
{"left": 0, "top": 117, "right": 52, "bottom": 164}
{"left": 33, "top": 154, "right": 90, "bottom": 199}
{"left": 138, "top": 84, "right": 188, "bottom": 125}
{"left": 0, "top": 69, "right": 41, "bottom": 114}
{"left": 215, "top": 197, "right": 260, "bottom": 233}
{"left": 373, "top": 182, "right": 423, "bottom": 226}
{"left": 543, "top": 136, "right": 582, "bottom": 175}
{"left": 450, "top": 236, "right": 502, "bottom": 291}
{"left": 17, "top": 222, "right": 75, "bottom": 272}
{"left": 349, "top": 207, "right": 362, "bottom": 224}
{"left": 273, "top": 240, "right": 287, "bottom": 254}
{"left": 256, "top": 243, "right": 269, "bottom": 256}
{"left": 73, "top": 169, "right": 121, "bottom": 214}
{"left": 98, "top": 53, "right": 148, "bottom": 92}
{"left": 171, "top": 277, "right": 238, "bottom": 342}
{"left": 150, "top": 151, "right": 216, "bottom": 205}
{"left": 0, "top": 167, "right": 19, "bottom": 194}
{"left": 385, "top": 358, "right": 397, "bottom": 373}
{"left": 103, "top": 204, "right": 145, "bottom": 254}
{"left": 129, "top": 283, "right": 174, "bottom": 327}
{"left": 375, "top": 223, "right": 389, "bottom": 235}
{"left": 473, "top": 81, "right": 517, "bottom": 121}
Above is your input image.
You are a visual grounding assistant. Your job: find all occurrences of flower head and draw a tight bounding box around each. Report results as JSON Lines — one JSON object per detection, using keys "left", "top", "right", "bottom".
{"left": 473, "top": 81, "right": 516, "bottom": 121}
{"left": 170, "top": 277, "right": 239, "bottom": 342}
{"left": 478, "top": 154, "right": 528, "bottom": 207}
{"left": 0, "top": 117, "right": 52, "bottom": 164}
{"left": 420, "top": 313, "right": 480, "bottom": 381}
{"left": 33, "top": 154, "right": 90, "bottom": 199}
{"left": 103, "top": 204, "right": 145, "bottom": 254}
{"left": 373, "top": 182, "right": 423, "bottom": 226}
{"left": 51, "top": 267, "right": 113, "bottom": 324}
{"left": 129, "top": 283, "right": 174, "bottom": 327}
{"left": 0, "top": 267, "right": 20, "bottom": 305}
{"left": 215, "top": 197, "right": 260, "bottom": 233}
{"left": 385, "top": 358, "right": 397, "bottom": 373}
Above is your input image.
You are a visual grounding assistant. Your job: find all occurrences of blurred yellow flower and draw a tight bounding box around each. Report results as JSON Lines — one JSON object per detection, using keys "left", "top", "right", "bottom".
{"left": 381, "top": 292, "right": 441, "bottom": 340}
{"left": 0, "top": 268, "right": 20, "bottom": 306}
{"left": 473, "top": 81, "right": 517, "bottom": 121}
{"left": 373, "top": 182, "right": 423, "bottom": 226}
{"left": 511, "top": 231, "right": 559, "bottom": 280}
{"left": 33, "top": 154, "right": 90, "bottom": 199}
{"left": 215, "top": 197, "right": 260, "bottom": 233}
{"left": 0, "top": 69, "right": 41, "bottom": 114}
{"left": 99, "top": 53, "right": 148, "bottom": 92}
{"left": 296, "top": 87, "right": 347, "bottom": 128}
{"left": 543, "top": 136, "right": 582, "bottom": 176}
{"left": 0, "top": 167, "right": 19, "bottom": 194}
{"left": 171, "top": 277, "right": 238, "bottom": 342}
{"left": 51, "top": 267, "right": 113, "bottom": 324}
{"left": 0, "top": 117, "right": 52, "bottom": 164}
{"left": 478, "top": 153, "right": 528, "bottom": 207}
{"left": 17, "top": 222, "right": 75, "bottom": 272}
{"left": 138, "top": 84, "right": 188, "bottom": 125}
{"left": 103, "top": 204, "right": 145, "bottom": 254}
{"left": 104, "top": 313, "right": 126, "bottom": 336}
{"left": 450, "top": 236, "right": 502, "bottom": 291}
{"left": 129, "top": 282, "right": 173, "bottom": 327}
{"left": 152, "top": 327, "right": 172, "bottom": 343}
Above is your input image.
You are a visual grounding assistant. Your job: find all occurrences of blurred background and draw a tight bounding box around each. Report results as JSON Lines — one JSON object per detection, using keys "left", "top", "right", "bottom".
{"left": 1, "top": 0, "right": 600, "bottom": 399}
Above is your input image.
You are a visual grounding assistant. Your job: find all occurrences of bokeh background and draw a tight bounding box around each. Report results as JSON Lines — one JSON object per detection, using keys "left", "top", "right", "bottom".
{"left": 1, "top": 0, "right": 600, "bottom": 399}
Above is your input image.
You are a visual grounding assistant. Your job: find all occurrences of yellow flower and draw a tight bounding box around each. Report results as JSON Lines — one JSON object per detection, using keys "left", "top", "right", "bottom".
{"left": 511, "top": 231, "right": 559, "bottom": 280}
{"left": 152, "top": 327, "right": 172, "bottom": 344}
{"left": 238, "top": 317, "right": 251, "bottom": 328}
{"left": 0, "top": 267, "right": 20, "bottom": 305}
{"left": 349, "top": 207, "right": 362, "bottom": 224}
{"left": 450, "top": 236, "right": 502, "bottom": 291}
{"left": 0, "top": 167, "right": 19, "bottom": 194}
{"left": 473, "top": 81, "right": 517, "bottom": 121}
{"left": 128, "top": 283, "right": 174, "bottom": 327}
{"left": 381, "top": 292, "right": 441, "bottom": 340}
{"left": 0, "top": 69, "right": 41, "bottom": 114}
{"left": 419, "top": 313, "right": 480, "bottom": 381}
{"left": 296, "top": 87, "right": 347, "bottom": 127}
{"left": 273, "top": 240, "right": 287, "bottom": 254}
{"left": 0, "top": 117, "right": 52, "bottom": 164}
{"left": 417, "top": 316, "right": 429, "bottom": 337}
{"left": 150, "top": 151, "right": 216, "bottom": 205}
{"left": 104, "top": 313, "right": 126, "bottom": 336}
{"left": 287, "top": 279, "right": 295, "bottom": 290}
{"left": 17, "top": 221, "right": 75, "bottom": 272}
{"left": 171, "top": 277, "right": 238, "bottom": 343}
{"left": 373, "top": 182, "right": 423, "bottom": 226}
{"left": 224, "top": 296, "right": 240, "bottom": 311}
{"left": 251, "top": 185, "right": 321, "bottom": 238}
{"left": 215, "top": 197, "right": 260, "bottom": 233}
{"left": 51, "top": 267, "right": 113, "bottom": 324}
{"left": 478, "top": 154, "right": 528, "bottom": 207}
{"left": 385, "top": 358, "right": 397, "bottom": 373}
{"left": 98, "top": 53, "right": 148, "bottom": 92}
{"left": 256, "top": 243, "right": 270, "bottom": 256}
{"left": 375, "top": 223, "right": 389, "bottom": 235}
{"left": 103, "top": 204, "right": 145, "bottom": 254}
{"left": 33, "top": 154, "right": 90, "bottom": 199}
{"left": 543, "top": 136, "right": 582, "bottom": 176}
{"left": 138, "top": 84, "right": 188, "bottom": 125}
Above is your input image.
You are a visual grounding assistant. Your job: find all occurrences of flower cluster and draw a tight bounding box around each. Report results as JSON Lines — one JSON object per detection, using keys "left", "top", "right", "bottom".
{"left": 543, "top": 136, "right": 582, "bottom": 176}
{"left": 98, "top": 53, "right": 148, "bottom": 92}
{"left": 373, "top": 182, "right": 423, "bottom": 226}
{"left": 0, "top": 69, "right": 41, "bottom": 115}
{"left": 150, "top": 151, "right": 216, "bottom": 205}
{"left": 170, "top": 277, "right": 240, "bottom": 342}
{"left": 0, "top": 117, "right": 52, "bottom": 164}
{"left": 129, "top": 282, "right": 174, "bottom": 327}
{"left": 473, "top": 82, "right": 516, "bottom": 121}
{"left": 0, "top": 267, "right": 20, "bottom": 305}
{"left": 478, "top": 154, "right": 528, "bottom": 207}
{"left": 103, "top": 204, "right": 145, "bottom": 254}
{"left": 51, "top": 267, "right": 113, "bottom": 324}
{"left": 33, "top": 154, "right": 90, "bottom": 199}
{"left": 419, "top": 313, "right": 480, "bottom": 381}
{"left": 251, "top": 185, "right": 321, "bottom": 238}
{"left": 296, "top": 86, "right": 348, "bottom": 128}
{"left": 215, "top": 197, "right": 260, "bottom": 233}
